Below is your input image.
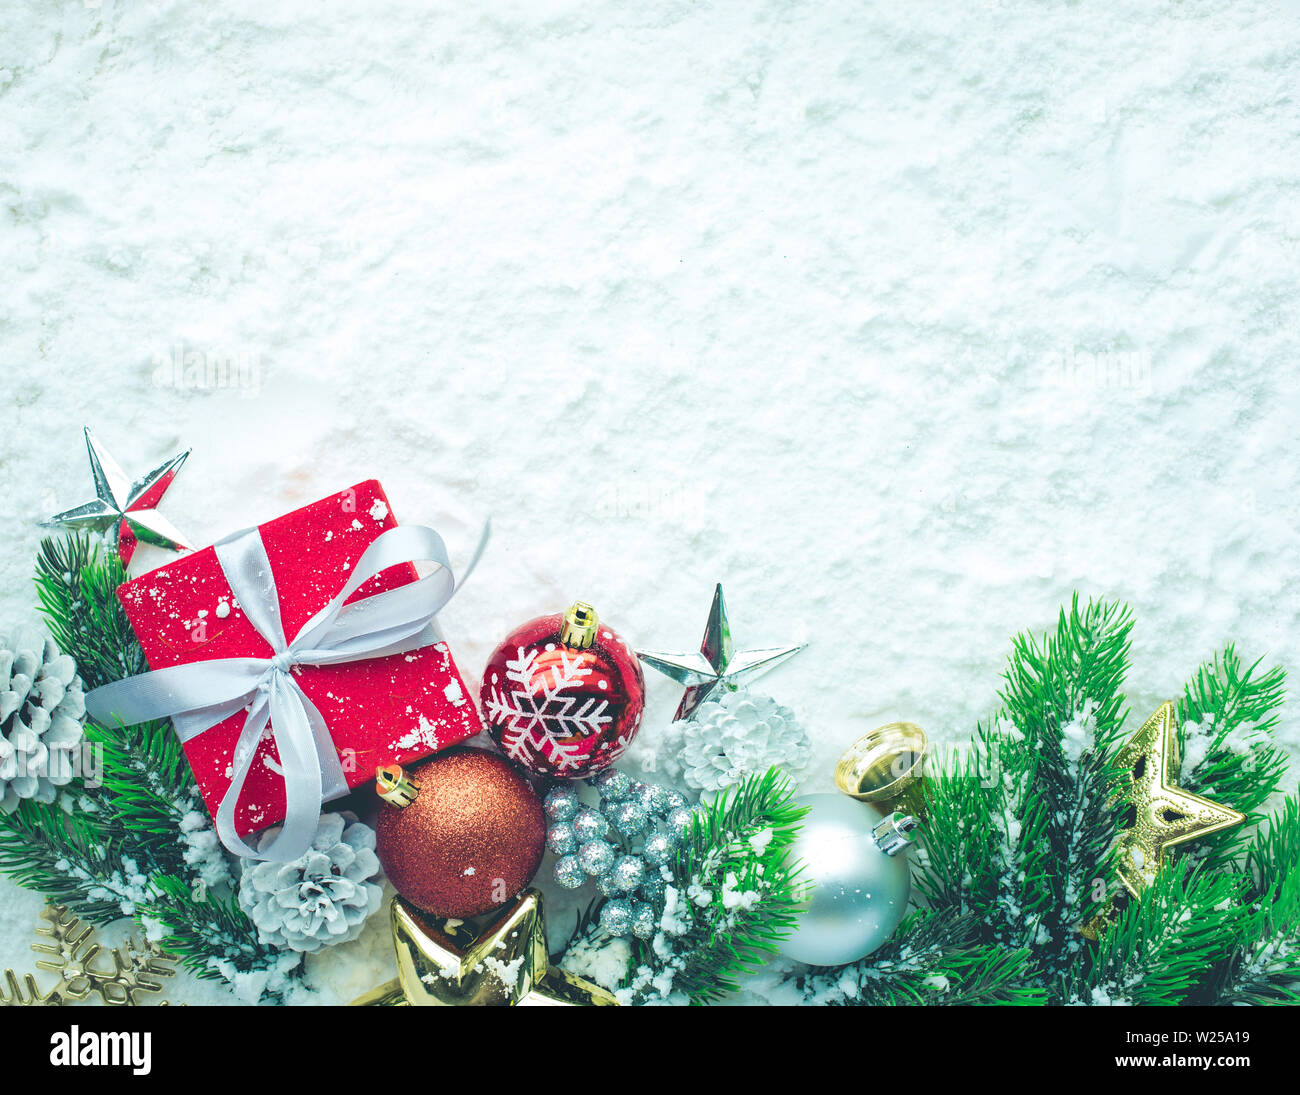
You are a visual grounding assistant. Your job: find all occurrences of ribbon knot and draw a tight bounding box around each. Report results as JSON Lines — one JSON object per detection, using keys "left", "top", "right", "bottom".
{"left": 268, "top": 651, "right": 294, "bottom": 676}
{"left": 85, "top": 520, "right": 483, "bottom": 863}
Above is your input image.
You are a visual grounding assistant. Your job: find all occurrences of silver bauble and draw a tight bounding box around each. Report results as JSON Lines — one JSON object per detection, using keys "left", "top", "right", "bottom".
{"left": 778, "top": 794, "right": 912, "bottom": 967}
{"left": 643, "top": 831, "right": 675, "bottom": 865}
{"left": 596, "top": 871, "right": 625, "bottom": 898}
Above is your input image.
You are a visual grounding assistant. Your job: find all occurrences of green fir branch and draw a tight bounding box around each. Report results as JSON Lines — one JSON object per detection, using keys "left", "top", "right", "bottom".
{"left": 912, "top": 742, "right": 995, "bottom": 917}
{"left": 999, "top": 594, "right": 1134, "bottom": 755}
{"left": 918, "top": 595, "right": 1132, "bottom": 994}
{"left": 915, "top": 725, "right": 1055, "bottom": 951}
{"left": 797, "top": 911, "right": 1045, "bottom": 1005}
{"left": 34, "top": 534, "right": 146, "bottom": 689}
{"left": 139, "top": 874, "right": 301, "bottom": 997}
{"left": 1201, "top": 797, "right": 1300, "bottom": 1004}
{"left": 31, "top": 531, "right": 203, "bottom": 869}
{"left": 999, "top": 596, "right": 1132, "bottom": 978}
{"left": 1245, "top": 796, "right": 1300, "bottom": 901}
{"left": 622, "top": 768, "right": 807, "bottom": 1004}
{"left": 0, "top": 799, "right": 135, "bottom": 923}
{"left": 82, "top": 718, "right": 216, "bottom": 881}
{"left": 1085, "top": 862, "right": 1247, "bottom": 1006}
{"left": 0, "top": 530, "right": 295, "bottom": 1000}
{"left": 1177, "top": 647, "right": 1289, "bottom": 871}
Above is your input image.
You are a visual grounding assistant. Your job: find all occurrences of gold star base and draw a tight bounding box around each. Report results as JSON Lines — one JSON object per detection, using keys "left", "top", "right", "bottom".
{"left": 352, "top": 890, "right": 618, "bottom": 1007}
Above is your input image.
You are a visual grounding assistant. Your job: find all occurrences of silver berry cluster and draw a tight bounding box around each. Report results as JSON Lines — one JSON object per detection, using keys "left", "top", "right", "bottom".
{"left": 543, "top": 769, "right": 693, "bottom": 940}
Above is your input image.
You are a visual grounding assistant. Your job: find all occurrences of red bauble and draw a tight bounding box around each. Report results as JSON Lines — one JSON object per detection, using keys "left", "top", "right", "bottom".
{"left": 480, "top": 602, "right": 645, "bottom": 779}
{"left": 375, "top": 747, "right": 546, "bottom": 919}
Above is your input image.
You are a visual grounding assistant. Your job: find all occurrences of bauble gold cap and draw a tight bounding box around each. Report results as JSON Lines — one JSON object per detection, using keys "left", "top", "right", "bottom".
{"left": 376, "top": 764, "right": 420, "bottom": 808}
{"left": 560, "top": 602, "right": 599, "bottom": 649}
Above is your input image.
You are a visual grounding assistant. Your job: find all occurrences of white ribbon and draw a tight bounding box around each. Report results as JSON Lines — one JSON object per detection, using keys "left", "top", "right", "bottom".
{"left": 85, "top": 521, "right": 483, "bottom": 863}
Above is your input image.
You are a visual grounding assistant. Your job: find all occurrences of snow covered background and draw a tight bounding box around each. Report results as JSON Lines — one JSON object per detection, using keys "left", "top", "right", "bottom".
{"left": 3, "top": 0, "right": 1300, "bottom": 1004}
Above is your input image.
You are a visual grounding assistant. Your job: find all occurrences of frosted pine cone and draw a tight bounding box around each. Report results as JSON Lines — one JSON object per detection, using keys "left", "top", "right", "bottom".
{"left": 671, "top": 688, "right": 810, "bottom": 792}
{"left": 0, "top": 628, "right": 87, "bottom": 813}
{"left": 238, "top": 812, "right": 383, "bottom": 953}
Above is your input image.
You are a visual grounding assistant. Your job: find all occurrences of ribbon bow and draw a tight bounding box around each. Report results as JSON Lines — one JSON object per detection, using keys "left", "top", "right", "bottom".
{"left": 86, "top": 522, "right": 473, "bottom": 863}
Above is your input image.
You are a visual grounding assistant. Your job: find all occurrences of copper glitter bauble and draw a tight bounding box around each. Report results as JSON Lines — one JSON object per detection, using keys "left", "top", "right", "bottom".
{"left": 375, "top": 748, "right": 546, "bottom": 919}
{"left": 480, "top": 602, "right": 646, "bottom": 779}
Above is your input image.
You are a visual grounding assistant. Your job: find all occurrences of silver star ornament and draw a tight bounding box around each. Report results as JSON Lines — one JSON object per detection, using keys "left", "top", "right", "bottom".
{"left": 637, "top": 584, "right": 805, "bottom": 720}
{"left": 43, "top": 427, "right": 193, "bottom": 564}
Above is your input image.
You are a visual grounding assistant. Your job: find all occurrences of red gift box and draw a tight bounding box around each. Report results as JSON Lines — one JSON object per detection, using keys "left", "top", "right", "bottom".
{"left": 116, "top": 481, "right": 481, "bottom": 838}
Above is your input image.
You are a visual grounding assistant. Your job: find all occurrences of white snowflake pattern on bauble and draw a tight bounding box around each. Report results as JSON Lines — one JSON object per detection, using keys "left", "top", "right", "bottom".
{"left": 483, "top": 646, "right": 616, "bottom": 773}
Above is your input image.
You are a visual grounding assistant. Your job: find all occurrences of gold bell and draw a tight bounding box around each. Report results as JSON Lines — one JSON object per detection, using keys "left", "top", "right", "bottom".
{"left": 835, "top": 721, "right": 929, "bottom": 820}
{"left": 376, "top": 764, "right": 420, "bottom": 808}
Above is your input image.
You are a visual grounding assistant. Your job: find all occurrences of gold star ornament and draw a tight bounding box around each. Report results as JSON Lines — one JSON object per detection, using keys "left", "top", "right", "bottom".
{"left": 1112, "top": 701, "right": 1245, "bottom": 898}
{"left": 351, "top": 889, "right": 618, "bottom": 1007}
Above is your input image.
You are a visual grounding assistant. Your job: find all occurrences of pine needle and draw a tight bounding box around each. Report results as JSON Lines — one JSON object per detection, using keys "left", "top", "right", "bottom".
{"left": 621, "top": 768, "right": 808, "bottom": 1004}
{"left": 0, "top": 531, "right": 299, "bottom": 1000}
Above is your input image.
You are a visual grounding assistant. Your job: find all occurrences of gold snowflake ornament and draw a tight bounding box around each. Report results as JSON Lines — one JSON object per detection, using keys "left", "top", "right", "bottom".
{"left": 0, "top": 906, "right": 176, "bottom": 1006}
